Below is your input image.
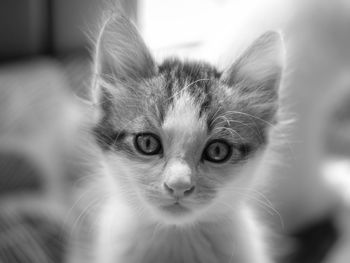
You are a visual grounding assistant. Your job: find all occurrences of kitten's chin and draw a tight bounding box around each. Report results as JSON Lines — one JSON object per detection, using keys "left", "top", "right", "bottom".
{"left": 153, "top": 203, "right": 198, "bottom": 226}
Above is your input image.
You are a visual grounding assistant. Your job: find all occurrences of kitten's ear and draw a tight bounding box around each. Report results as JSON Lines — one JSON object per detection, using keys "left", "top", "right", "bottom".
{"left": 222, "top": 31, "right": 284, "bottom": 89}
{"left": 221, "top": 31, "right": 284, "bottom": 122}
{"left": 93, "top": 13, "right": 156, "bottom": 91}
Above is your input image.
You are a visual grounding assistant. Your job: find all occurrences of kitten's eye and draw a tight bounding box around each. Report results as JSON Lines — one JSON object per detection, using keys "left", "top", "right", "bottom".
{"left": 203, "top": 140, "right": 231, "bottom": 163}
{"left": 134, "top": 133, "right": 162, "bottom": 155}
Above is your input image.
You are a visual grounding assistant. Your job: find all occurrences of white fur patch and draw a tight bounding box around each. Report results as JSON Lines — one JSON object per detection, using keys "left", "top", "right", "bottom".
{"left": 163, "top": 92, "right": 202, "bottom": 137}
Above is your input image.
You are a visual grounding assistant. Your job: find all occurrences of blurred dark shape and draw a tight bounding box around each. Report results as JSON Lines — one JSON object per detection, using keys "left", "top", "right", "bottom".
{"left": 0, "top": 208, "right": 67, "bottom": 263}
{"left": 0, "top": 153, "right": 43, "bottom": 196}
{"left": 0, "top": 0, "right": 138, "bottom": 62}
{"left": 283, "top": 217, "right": 338, "bottom": 263}
{"left": 0, "top": 0, "right": 48, "bottom": 61}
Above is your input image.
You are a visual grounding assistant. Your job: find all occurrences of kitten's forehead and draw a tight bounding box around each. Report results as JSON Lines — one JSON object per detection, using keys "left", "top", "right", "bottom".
{"left": 154, "top": 59, "right": 221, "bottom": 121}
{"left": 162, "top": 91, "right": 206, "bottom": 140}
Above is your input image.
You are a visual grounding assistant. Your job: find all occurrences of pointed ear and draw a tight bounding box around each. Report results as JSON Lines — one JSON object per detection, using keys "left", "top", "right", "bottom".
{"left": 222, "top": 31, "right": 284, "bottom": 89}
{"left": 222, "top": 31, "right": 284, "bottom": 94}
{"left": 221, "top": 31, "right": 285, "bottom": 122}
{"left": 89, "top": 13, "right": 156, "bottom": 122}
{"left": 93, "top": 13, "right": 156, "bottom": 87}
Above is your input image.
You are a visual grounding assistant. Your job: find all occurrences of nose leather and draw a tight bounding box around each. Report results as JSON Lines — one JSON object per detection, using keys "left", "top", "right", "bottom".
{"left": 163, "top": 160, "right": 194, "bottom": 198}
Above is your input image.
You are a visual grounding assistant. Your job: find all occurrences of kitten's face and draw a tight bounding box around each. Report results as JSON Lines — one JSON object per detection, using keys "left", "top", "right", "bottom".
{"left": 93, "top": 15, "right": 283, "bottom": 225}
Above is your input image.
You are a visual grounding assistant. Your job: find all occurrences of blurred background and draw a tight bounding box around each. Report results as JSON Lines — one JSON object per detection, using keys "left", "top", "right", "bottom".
{"left": 0, "top": 0, "right": 350, "bottom": 263}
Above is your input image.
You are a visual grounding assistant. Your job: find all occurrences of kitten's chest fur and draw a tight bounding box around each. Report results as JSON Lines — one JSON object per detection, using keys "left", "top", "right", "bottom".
{"left": 95, "top": 200, "right": 257, "bottom": 263}
{"left": 123, "top": 223, "right": 235, "bottom": 263}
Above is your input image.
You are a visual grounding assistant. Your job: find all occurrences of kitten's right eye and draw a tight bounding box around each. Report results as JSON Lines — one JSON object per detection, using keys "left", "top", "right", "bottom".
{"left": 203, "top": 140, "right": 232, "bottom": 163}
{"left": 134, "top": 133, "right": 162, "bottom": 155}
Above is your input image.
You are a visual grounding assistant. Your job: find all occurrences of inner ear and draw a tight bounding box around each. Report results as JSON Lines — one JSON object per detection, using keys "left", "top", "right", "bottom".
{"left": 94, "top": 13, "right": 157, "bottom": 84}
{"left": 221, "top": 32, "right": 285, "bottom": 125}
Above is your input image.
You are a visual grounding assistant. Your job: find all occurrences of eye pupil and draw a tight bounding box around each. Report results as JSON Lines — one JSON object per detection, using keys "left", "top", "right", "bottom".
{"left": 145, "top": 138, "right": 151, "bottom": 149}
{"left": 214, "top": 145, "right": 220, "bottom": 156}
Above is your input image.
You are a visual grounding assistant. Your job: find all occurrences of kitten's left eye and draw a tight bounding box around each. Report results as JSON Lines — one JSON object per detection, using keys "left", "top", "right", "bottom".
{"left": 203, "top": 140, "right": 232, "bottom": 163}
{"left": 134, "top": 133, "right": 162, "bottom": 155}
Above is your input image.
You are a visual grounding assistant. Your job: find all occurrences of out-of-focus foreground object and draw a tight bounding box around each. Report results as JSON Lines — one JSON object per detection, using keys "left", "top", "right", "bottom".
{"left": 0, "top": 58, "right": 84, "bottom": 263}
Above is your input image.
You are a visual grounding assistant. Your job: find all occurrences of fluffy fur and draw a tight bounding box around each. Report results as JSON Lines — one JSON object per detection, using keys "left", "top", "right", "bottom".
{"left": 77, "top": 13, "right": 285, "bottom": 263}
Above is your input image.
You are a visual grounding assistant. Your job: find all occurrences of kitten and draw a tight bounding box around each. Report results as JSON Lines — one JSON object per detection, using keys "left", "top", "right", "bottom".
{"left": 82, "top": 13, "right": 284, "bottom": 263}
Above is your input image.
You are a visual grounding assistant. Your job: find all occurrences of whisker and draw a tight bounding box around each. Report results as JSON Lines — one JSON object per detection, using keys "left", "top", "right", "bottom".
{"left": 222, "top": 188, "right": 284, "bottom": 229}
{"left": 69, "top": 194, "right": 110, "bottom": 238}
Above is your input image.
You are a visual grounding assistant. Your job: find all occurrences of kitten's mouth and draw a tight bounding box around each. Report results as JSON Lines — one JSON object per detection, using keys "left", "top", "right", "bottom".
{"left": 161, "top": 202, "right": 190, "bottom": 215}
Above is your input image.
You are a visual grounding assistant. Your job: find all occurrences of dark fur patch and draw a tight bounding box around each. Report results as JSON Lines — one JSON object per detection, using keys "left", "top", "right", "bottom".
{"left": 158, "top": 58, "right": 221, "bottom": 117}
{"left": 0, "top": 153, "right": 43, "bottom": 196}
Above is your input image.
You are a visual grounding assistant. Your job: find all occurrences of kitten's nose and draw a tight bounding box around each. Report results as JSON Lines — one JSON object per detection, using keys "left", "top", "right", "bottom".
{"left": 164, "top": 181, "right": 195, "bottom": 198}
{"left": 163, "top": 160, "right": 195, "bottom": 198}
